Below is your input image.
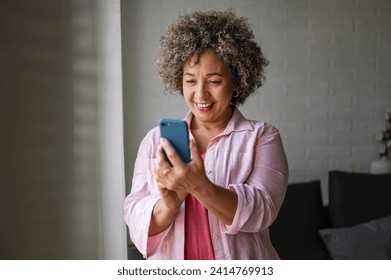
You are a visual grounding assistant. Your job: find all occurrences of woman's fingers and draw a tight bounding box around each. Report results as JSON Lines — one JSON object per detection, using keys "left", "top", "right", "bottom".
{"left": 155, "top": 144, "right": 171, "bottom": 170}
{"left": 189, "top": 138, "right": 202, "bottom": 163}
{"left": 155, "top": 144, "right": 166, "bottom": 164}
{"left": 159, "top": 138, "right": 186, "bottom": 168}
{"left": 153, "top": 145, "right": 172, "bottom": 185}
{"left": 155, "top": 137, "right": 209, "bottom": 195}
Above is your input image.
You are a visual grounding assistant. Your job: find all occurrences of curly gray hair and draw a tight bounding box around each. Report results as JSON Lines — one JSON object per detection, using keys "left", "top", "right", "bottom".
{"left": 157, "top": 10, "right": 269, "bottom": 106}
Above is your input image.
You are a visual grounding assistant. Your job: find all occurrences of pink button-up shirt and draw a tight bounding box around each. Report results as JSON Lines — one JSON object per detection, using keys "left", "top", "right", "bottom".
{"left": 124, "top": 109, "right": 289, "bottom": 259}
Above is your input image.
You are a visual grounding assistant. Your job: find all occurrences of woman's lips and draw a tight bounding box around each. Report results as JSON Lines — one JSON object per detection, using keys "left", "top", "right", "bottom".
{"left": 196, "top": 102, "right": 214, "bottom": 112}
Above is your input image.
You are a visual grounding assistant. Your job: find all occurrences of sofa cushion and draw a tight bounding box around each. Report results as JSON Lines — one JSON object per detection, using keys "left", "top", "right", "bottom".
{"left": 328, "top": 171, "right": 391, "bottom": 228}
{"left": 270, "top": 180, "right": 331, "bottom": 259}
{"left": 319, "top": 214, "right": 391, "bottom": 260}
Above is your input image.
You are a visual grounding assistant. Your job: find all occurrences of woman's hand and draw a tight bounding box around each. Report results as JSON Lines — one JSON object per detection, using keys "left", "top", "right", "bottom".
{"left": 153, "top": 141, "right": 189, "bottom": 211}
{"left": 150, "top": 137, "right": 238, "bottom": 236}
{"left": 149, "top": 138, "right": 206, "bottom": 236}
{"left": 159, "top": 137, "right": 238, "bottom": 226}
{"left": 156, "top": 138, "right": 209, "bottom": 195}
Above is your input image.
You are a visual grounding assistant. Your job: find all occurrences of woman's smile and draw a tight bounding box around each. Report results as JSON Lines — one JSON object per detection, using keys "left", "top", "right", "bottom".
{"left": 195, "top": 102, "right": 214, "bottom": 112}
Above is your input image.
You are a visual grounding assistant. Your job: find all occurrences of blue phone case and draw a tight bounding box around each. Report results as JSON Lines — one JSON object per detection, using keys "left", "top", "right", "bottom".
{"left": 159, "top": 119, "right": 191, "bottom": 164}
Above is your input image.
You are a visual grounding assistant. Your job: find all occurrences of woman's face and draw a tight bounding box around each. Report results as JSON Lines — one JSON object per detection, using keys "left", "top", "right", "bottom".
{"left": 182, "top": 50, "right": 234, "bottom": 126}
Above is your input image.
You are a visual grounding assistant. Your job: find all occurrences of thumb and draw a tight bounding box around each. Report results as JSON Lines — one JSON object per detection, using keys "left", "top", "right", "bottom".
{"left": 189, "top": 138, "right": 202, "bottom": 162}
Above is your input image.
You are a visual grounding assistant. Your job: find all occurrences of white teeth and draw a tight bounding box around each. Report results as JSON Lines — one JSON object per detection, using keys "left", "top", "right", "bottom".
{"left": 197, "top": 103, "right": 212, "bottom": 108}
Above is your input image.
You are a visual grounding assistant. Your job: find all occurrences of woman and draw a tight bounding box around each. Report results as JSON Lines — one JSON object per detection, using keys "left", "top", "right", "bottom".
{"left": 124, "top": 10, "right": 288, "bottom": 260}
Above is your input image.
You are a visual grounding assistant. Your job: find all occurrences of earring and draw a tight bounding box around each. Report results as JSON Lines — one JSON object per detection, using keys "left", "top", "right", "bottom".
{"left": 233, "top": 90, "right": 240, "bottom": 98}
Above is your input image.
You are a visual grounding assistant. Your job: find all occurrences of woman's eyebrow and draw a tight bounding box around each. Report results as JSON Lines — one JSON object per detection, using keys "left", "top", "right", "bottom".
{"left": 183, "top": 72, "right": 224, "bottom": 77}
{"left": 206, "top": 72, "right": 223, "bottom": 77}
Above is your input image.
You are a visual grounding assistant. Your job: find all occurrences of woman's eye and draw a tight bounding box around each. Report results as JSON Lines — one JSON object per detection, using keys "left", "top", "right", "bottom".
{"left": 185, "top": 80, "right": 196, "bottom": 84}
{"left": 209, "top": 80, "right": 222, "bottom": 84}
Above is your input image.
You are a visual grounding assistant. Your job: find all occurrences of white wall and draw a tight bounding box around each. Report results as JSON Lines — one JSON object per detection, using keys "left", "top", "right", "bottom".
{"left": 122, "top": 0, "right": 391, "bottom": 204}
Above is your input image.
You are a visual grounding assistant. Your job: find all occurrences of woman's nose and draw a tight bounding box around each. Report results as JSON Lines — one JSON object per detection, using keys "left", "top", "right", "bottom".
{"left": 195, "top": 82, "right": 209, "bottom": 99}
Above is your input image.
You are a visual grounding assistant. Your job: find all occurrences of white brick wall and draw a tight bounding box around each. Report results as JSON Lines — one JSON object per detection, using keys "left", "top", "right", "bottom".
{"left": 122, "top": 0, "right": 391, "bottom": 204}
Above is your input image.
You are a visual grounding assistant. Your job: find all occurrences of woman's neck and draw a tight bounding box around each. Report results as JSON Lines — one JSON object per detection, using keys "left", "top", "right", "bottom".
{"left": 191, "top": 107, "right": 234, "bottom": 134}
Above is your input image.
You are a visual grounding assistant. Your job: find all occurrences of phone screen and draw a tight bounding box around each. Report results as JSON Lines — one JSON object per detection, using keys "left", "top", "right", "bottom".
{"left": 159, "top": 119, "right": 191, "bottom": 165}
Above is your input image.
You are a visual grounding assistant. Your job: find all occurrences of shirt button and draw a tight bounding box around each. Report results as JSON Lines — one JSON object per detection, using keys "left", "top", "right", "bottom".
{"left": 212, "top": 234, "right": 218, "bottom": 240}
{"left": 207, "top": 170, "right": 212, "bottom": 174}
{"left": 209, "top": 147, "right": 214, "bottom": 151}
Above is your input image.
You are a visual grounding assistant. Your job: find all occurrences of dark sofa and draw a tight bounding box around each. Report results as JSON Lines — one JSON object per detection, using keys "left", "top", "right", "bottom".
{"left": 270, "top": 170, "right": 391, "bottom": 260}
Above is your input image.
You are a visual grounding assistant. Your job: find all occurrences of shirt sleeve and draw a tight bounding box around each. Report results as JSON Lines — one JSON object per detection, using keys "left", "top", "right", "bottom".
{"left": 123, "top": 129, "right": 170, "bottom": 257}
{"left": 222, "top": 126, "right": 289, "bottom": 234}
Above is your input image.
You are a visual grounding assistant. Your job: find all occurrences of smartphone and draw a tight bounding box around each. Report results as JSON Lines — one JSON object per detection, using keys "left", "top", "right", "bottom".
{"left": 159, "top": 118, "right": 191, "bottom": 165}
